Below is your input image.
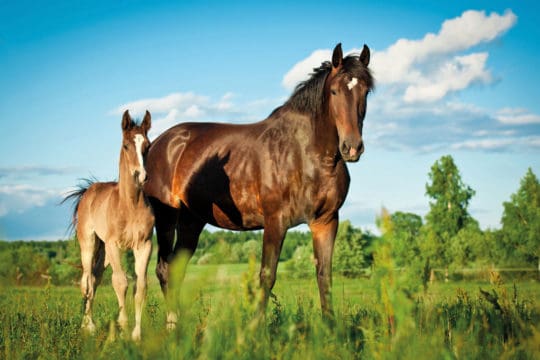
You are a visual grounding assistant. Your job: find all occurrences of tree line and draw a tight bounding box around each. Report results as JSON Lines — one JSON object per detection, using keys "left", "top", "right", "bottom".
{"left": 0, "top": 155, "right": 538, "bottom": 285}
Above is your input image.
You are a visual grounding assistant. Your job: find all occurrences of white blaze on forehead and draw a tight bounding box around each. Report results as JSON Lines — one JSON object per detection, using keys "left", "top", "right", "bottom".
{"left": 134, "top": 134, "right": 145, "bottom": 171}
{"left": 347, "top": 77, "right": 358, "bottom": 90}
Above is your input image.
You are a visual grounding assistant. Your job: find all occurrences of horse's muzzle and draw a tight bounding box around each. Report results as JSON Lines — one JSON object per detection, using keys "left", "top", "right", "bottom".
{"left": 340, "top": 141, "right": 364, "bottom": 162}
{"left": 134, "top": 170, "right": 148, "bottom": 186}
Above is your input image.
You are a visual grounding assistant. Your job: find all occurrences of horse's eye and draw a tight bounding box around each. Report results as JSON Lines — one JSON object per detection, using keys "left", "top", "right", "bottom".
{"left": 123, "top": 144, "right": 129, "bottom": 150}
{"left": 331, "top": 90, "right": 337, "bottom": 96}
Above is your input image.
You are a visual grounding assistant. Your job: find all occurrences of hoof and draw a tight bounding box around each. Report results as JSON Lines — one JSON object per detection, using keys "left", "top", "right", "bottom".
{"left": 131, "top": 328, "right": 141, "bottom": 342}
{"left": 81, "top": 317, "right": 96, "bottom": 334}
{"left": 166, "top": 311, "right": 177, "bottom": 331}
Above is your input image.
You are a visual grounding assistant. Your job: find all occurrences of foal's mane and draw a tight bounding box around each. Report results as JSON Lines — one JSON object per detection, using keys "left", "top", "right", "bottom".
{"left": 283, "top": 54, "right": 374, "bottom": 118}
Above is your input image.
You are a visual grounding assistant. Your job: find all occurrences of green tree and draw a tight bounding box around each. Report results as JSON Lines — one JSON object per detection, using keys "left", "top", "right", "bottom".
{"left": 447, "top": 222, "right": 483, "bottom": 269}
{"left": 333, "top": 220, "right": 366, "bottom": 277}
{"left": 280, "top": 231, "right": 311, "bottom": 261}
{"left": 390, "top": 212, "right": 422, "bottom": 267}
{"left": 284, "top": 245, "right": 314, "bottom": 278}
{"left": 423, "top": 155, "right": 476, "bottom": 268}
{"left": 500, "top": 168, "right": 540, "bottom": 269}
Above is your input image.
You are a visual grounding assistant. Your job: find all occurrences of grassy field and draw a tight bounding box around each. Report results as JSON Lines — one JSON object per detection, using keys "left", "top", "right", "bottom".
{"left": 1, "top": 262, "right": 539, "bottom": 359}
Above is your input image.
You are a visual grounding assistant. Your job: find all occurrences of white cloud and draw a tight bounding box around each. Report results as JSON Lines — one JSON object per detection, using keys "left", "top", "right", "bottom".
{"left": 496, "top": 108, "right": 540, "bottom": 125}
{"left": 450, "top": 136, "right": 540, "bottom": 151}
{"left": 111, "top": 92, "right": 209, "bottom": 116}
{"left": 113, "top": 92, "right": 237, "bottom": 139}
{"left": 0, "top": 184, "right": 61, "bottom": 216}
{"left": 0, "top": 165, "right": 77, "bottom": 179}
{"left": 371, "top": 9, "right": 516, "bottom": 85}
{"left": 113, "top": 92, "right": 283, "bottom": 140}
{"left": 365, "top": 90, "right": 540, "bottom": 153}
{"left": 372, "top": 10, "right": 515, "bottom": 103}
{"left": 403, "top": 53, "right": 491, "bottom": 102}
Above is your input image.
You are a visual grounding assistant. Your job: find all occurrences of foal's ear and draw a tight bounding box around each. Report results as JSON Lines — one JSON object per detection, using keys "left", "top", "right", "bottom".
{"left": 122, "top": 110, "right": 132, "bottom": 131}
{"left": 360, "top": 44, "right": 370, "bottom": 67}
{"left": 332, "top": 43, "right": 343, "bottom": 69}
{"left": 141, "top": 110, "right": 152, "bottom": 134}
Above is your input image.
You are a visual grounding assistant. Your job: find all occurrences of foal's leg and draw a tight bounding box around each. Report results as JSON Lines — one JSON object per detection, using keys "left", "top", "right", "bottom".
{"left": 79, "top": 230, "right": 98, "bottom": 333}
{"left": 259, "top": 218, "right": 286, "bottom": 311}
{"left": 309, "top": 215, "right": 338, "bottom": 320}
{"left": 131, "top": 239, "right": 152, "bottom": 341}
{"left": 106, "top": 242, "right": 129, "bottom": 332}
{"left": 92, "top": 239, "right": 106, "bottom": 289}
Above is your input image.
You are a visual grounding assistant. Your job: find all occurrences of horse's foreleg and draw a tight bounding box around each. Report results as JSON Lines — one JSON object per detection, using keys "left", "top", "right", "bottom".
{"left": 131, "top": 239, "right": 152, "bottom": 341}
{"left": 310, "top": 215, "right": 338, "bottom": 321}
{"left": 161, "top": 213, "right": 205, "bottom": 330}
{"left": 150, "top": 198, "right": 178, "bottom": 302}
{"left": 79, "top": 231, "right": 98, "bottom": 333}
{"left": 260, "top": 219, "right": 286, "bottom": 311}
{"left": 107, "top": 243, "right": 129, "bottom": 332}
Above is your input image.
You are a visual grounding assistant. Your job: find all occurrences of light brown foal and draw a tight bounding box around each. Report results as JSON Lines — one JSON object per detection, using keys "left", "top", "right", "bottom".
{"left": 65, "top": 110, "right": 154, "bottom": 341}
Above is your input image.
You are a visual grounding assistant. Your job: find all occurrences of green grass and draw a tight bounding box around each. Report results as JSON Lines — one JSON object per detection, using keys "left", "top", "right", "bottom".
{"left": 1, "top": 263, "right": 539, "bottom": 359}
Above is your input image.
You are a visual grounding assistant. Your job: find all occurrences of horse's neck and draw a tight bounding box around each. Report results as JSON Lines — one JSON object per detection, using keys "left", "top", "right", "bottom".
{"left": 118, "top": 156, "right": 145, "bottom": 207}
{"left": 314, "top": 113, "right": 339, "bottom": 155}
{"left": 271, "top": 108, "right": 339, "bottom": 160}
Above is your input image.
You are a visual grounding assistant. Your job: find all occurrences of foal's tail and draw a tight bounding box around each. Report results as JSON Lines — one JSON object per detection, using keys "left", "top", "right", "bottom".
{"left": 61, "top": 178, "right": 95, "bottom": 234}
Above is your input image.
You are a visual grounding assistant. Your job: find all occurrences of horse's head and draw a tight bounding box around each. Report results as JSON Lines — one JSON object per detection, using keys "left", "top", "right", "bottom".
{"left": 120, "top": 110, "right": 151, "bottom": 187}
{"left": 325, "top": 43, "right": 373, "bottom": 162}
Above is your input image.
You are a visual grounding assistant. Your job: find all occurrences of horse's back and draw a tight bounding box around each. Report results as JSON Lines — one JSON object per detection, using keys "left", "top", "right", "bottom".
{"left": 144, "top": 122, "right": 262, "bottom": 208}
{"left": 76, "top": 181, "right": 118, "bottom": 237}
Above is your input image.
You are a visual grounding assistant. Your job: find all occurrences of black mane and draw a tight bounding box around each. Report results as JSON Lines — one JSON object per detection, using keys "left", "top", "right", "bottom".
{"left": 283, "top": 54, "right": 374, "bottom": 118}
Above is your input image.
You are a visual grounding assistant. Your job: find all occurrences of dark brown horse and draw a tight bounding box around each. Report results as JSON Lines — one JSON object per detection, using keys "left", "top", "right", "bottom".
{"left": 144, "top": 43, "right": 373, "bottom": 323}
{"left": 64, "top": 111, "right": 154, "bottom": 340}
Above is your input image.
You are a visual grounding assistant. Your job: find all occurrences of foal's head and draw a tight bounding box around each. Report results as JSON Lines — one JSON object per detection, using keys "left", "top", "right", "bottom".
{"left": 120, "top": 110, "right": 151, "bottom": 186}
{"left": 325, "top": 43, "right": 373, "bottom": 162}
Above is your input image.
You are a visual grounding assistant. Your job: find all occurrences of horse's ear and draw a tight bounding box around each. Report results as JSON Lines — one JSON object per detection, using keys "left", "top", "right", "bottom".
{"left": 332, "top": 43, "right": 343, "bottom": 69}
{"left": 122, "top": 110, "right": 132, "bottom": 131}
{"left": 141, "top": 110, "right": 152, "bottom": 134}
{"left": 360, "top": 44, "right": 370, "bottom": 67}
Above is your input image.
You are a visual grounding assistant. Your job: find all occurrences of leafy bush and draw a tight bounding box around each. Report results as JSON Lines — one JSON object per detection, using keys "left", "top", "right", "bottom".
{"left": 284, "top": 245, "right": 314, "bottom": 278}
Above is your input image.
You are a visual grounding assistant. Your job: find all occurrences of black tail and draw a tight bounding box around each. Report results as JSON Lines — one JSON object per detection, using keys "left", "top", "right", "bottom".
{"left": 61, "top": 178, "right": 96, "bottom": 234}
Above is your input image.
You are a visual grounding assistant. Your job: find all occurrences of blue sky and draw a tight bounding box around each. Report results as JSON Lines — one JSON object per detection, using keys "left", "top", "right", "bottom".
{"left": 1, "top": 1, "right": 539, "bottom": 240}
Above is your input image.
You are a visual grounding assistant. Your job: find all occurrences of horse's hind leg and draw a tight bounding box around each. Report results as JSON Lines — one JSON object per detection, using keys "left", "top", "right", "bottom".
{"left": 150, "top": 198, "right": 177, "bottom": 293}
{"left": 165, "top": 211, "right": 205, "bottom": 326}
{"left": 259, "top": 218, "right": 287, "bottom": 312}
{"left": 149, "top": 197, "right": 179, "bottom": 329}
{"left": 92, "top": 239, "right": 106, "bottom": 289}
{"left": 131, "top": 239, "right": 152, "bottom": 341}
{"left": 79, "top": 230, "right": 99, "bottom": 333}
{"left": 174, "top": 208, "right": 205, "bottom": 269}
{"left": 106, "top": 242, "right": 129, "bottom": 332}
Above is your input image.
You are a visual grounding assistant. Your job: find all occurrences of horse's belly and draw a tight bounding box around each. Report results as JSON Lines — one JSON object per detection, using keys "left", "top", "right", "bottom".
{"left": 209, "top": 203, "right": 264, "bottom": 231}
